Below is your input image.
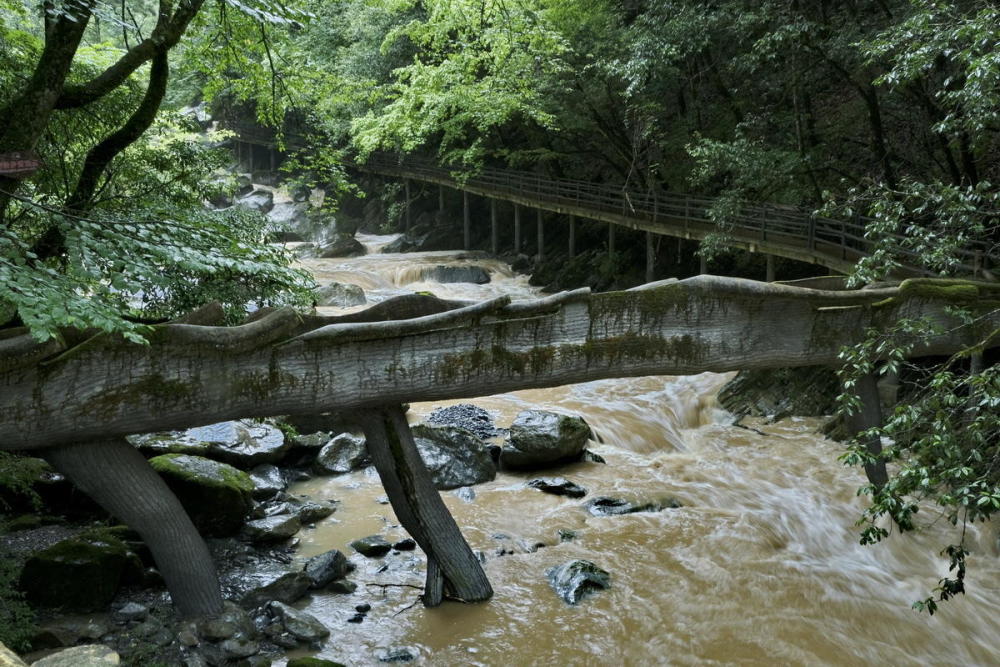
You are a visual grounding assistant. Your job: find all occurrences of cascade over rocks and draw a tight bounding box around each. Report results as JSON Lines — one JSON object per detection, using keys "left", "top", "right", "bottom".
{"left": 410, "top": 423, "right": 496, "bottom": 489}
{"left": 502, "top": 410, "right": 592, "bottom": 469}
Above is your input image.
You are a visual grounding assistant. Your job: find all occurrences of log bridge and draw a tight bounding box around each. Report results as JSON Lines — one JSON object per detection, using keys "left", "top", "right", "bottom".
{"left": 2, "top": 276, "right": 998, "bottom": 619}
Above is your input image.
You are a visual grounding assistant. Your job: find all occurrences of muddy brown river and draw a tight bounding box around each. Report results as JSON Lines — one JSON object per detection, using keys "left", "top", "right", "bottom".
{"left": 282, "top": 234, "right": 1000, "bottom": 666}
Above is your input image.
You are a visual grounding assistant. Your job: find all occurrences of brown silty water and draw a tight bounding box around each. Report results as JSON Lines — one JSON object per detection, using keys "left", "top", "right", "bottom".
{"left": 283, "top": 233, "right": 1000, "bottom": 666}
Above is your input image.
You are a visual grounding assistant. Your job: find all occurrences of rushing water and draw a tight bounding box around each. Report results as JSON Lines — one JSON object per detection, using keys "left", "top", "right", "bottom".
{"left": 283, "top": 234, "right": 1000, "bottom": 666}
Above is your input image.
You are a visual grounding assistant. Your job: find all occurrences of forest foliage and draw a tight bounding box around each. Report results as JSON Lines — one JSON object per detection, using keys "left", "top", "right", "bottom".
{"left": 0, "top": 0, "right": 998, "bottom": 617}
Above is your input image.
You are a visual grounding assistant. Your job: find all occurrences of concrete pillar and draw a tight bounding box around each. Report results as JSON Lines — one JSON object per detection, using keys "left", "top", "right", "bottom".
{"left": 608, "top": 223, "right": 616, "bottom": 256}
{"left": 405, "top": 179, "right": 412, "bottom": 232}
{"left": 568, "top": 215, "right": 576, "bottom": 258}
{"left": 490, "top": 199, "right": 498, "bottom": 255}
{"left": 645, "top": 231, "right": 655, "bottom": 283}
{"left": 536, "top": 209, "right": 545, "bottom": 262}
{"left": 514, "top": 205, "right": 522, "bottom": 253}
{"left": 766, "top": 254, "right": 775, "bottom": 282}
{"left": 463, "top": 192, "right": 471, "bottom": 250}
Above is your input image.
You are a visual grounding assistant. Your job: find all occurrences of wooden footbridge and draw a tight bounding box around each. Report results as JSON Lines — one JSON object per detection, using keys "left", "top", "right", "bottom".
{"left": 230, "top": 133, "right": 992, "bottom": 282}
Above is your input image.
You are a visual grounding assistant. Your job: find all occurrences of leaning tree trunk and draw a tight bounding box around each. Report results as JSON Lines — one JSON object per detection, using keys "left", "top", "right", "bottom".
{"left": 842, "top": 373, "right": 888, "bottom": 490}
{"left": 358, "top": 405, "right": 493, "bottom": 605}
{"left": 43, "top": 438, "right": 223, "bottom": 618}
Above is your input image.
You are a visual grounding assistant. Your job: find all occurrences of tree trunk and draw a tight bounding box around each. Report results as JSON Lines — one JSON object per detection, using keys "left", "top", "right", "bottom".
{"left": 42, "top": 438, "right": 224, "bottom": 618}
{"left": 842, "top": 373, "right": 888, "bottom": 489}
{"left": 358, "top": 405, "right": 492, "bottom": 606}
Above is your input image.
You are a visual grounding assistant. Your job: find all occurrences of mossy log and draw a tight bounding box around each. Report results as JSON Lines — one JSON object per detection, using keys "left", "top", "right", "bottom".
{"left": 2, "top": 276, "right": 998, "bottom": 451}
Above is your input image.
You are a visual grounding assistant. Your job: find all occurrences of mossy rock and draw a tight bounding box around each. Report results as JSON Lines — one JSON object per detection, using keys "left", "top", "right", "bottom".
{"left": 287, "top": 657, "right": 347, "bottom": 667}
{"left": 149, "top": 454, "right": 253, "bottom": 536}
{"left": 19, "top": 528, "right": 142, "bottom": 612}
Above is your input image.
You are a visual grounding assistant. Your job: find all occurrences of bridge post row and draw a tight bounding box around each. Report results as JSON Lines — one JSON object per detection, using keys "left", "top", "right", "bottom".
{"left": 568, "top": 215, "right": 576, "bottom": 258}
{"left": 463, "top": 192, "right": 471, "bottom": 251}
{"left": 646, "top": 232, "right": 654, "bottom": 283}
{"left": 491, "top": 199, "right": 499, "bottom": 255}
{"left": 537, "top": 209, "right": 545, "bottom": 262}
{"left": 514, "top": 204, "right": 522, "bottom": 253}
{"left": 699, "top": 247, "right": 708, "bottom": 275}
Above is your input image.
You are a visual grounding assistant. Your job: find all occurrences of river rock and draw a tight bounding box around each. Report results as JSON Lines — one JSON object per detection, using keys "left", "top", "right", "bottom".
{"left": 392, "top": 538, "right": 416, "bottom": 551}
{"left": 111, "top": 602, "right": 148, "bottom": 624}
{"left": 547, "top": 560, "right": 610, "bottom": 605}
{"left": 266, "top": 602, "right": 329, "bottom": 643}
{"left": 411, "top": 424, "right": 496, "bottom": 490}
{"left": 527, "top": 477, "right": 588, "bottom": 498}
{"left": 149, "top": 454, "right": 254, "bottom": 536}
{"left": 350, "top": 535, "right": 392, "bottom": 558}
{"left": 314, "top": 282, "right": 366, "bottom": 308}
{"left": 374, "top": 647, "right": 418, "bottom": 663}
{"left": 0, "top": 642, "right": 27, "bottom": 667}
{"left": 502, "top": 410, "right": 592, "bottom": 469}
{"left": 30, "top": 644, "right": 120, "bottom": 666}
{"left": 249, "top": 464, "right": 287, "bottom": 499}
{"left": 287, "top": 658, "right": 346, "bottom": 667}
{"left": 304, "top": 549, "right": 354, "bottom": 588}
{"left": 133, "top": 420, "right": 289, "bottom": 469}
{"left": 313, "top": 433, "right": 369, "bottom": 474}
{"left": 584, "top": 496, "right": 681, "bottom": 516}
{"left": 286, "top": 495, "right": 339, "bottom": 523}
{"left": 319, "top": 236, "right": 365, "bottom": 258}
{"left": 19, "top": 529, "right": 141, "bottom": 611}
{"left": 31, "top": 617, "right": 111, "bottom": 649}
{"left": 420, "top": 265, "right": 490, "bottom": 284}
{"left": 426, "top": 404, "right": 504, "bottom": 440}
{"left": 235, "top": 188, "right": 274, "bottom": 214}
{"left": 267, "top": 200, "right": 310, "bottom": 229}
{"left": 239, "top": 571, "right": 313, "bottom": 609}
{"left": 242, "top": 514, "right": 302, "bottom": 543}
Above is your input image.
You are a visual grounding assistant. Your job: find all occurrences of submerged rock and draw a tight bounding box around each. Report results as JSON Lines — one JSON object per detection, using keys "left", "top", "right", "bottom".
{"left": 314, "top": 281, "right": 367, "bottom": 308}
{"left": 375, "top": 646, "right": 419, "bottom": 663}
{"left": 547, "top": 560, "right": 611, "bottom": 605}
{"left": 313, "top": 433, "right": 370, "bottom": 475}
{"left": 149, "top": 454, "right": 253, "bottom": 536}
{"left": 527, "top": 477, "right": 588, "bottom": 498}
{"left": 350, "top": 535, "right": 392, "bottom": 558}
{"left": 420, "top": 265, "right": 490, "bottom": 284}
{"left": 411, "top": 424, "right": 496, "bottom": 490}
{"left": 502, "top": 410, "right": 592, "bottom": 469}
{"left": 584, "top": 496, "right": 681, "bottom": 517}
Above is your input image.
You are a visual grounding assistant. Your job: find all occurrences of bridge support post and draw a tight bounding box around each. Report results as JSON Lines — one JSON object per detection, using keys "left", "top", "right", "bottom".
{"left": 359, "top": 405, "right": 493, "bottom": 606}
{"left": 843, "top": 373, "right": 888, "bottom": 490}
{"left": 608, "top": 223, "right": 616, "bottom": 256}
{"left": 646, "top": 232, "right": 655, "bottom": 283}
{"left": 463, "top": 192, "right": 471, "bottom": 251}
{"left": 490, "top": 199, "right": 499, "bottom": 255}
{"left": 568, "top": 215, "right": 576, "bottom": 258}
{"left": 514, "top": 204, "right": 522, "bottom": 253}
{"left": 439, "top": 185, "right": 445, "bottom": 217}
{"left": 766, "top": 255, "right": 775, "bottom": 282}
{"left": 699, "top": 249, "right": 708, "bottom": 275}
{"left": 405, "top": 179, "right": 412, "bottom": 232}
{"left": 537, "top": 209, "right": 545, "bottom": 262}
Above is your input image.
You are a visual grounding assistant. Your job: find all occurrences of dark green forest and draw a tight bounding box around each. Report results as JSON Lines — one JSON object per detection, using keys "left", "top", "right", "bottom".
{"left": 2, "top": 0, "right": 999, "bottom": 655}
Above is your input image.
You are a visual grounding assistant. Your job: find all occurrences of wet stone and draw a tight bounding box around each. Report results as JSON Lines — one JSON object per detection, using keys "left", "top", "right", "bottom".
{"left": 347, "top": 614, "right": 364, "bottom": 624}
{"left": 546, "top": 559, "right": 611, "bottom": 605}
{"left": 527, "top": 477, "right": 588, "bottom": 498}
{"left": 452, "top": 486, "right": 476, "bottom": 502}
{"left": 313, "top": 433, "right": 370, "bottom": 475}
{"left": 249, "top": 464, "right": 286, "bottom": 500}
{"left": 243, "top": 514, "right": 302, "bottom": 543}
{"left": 354, "top": 603, "right": 371, "bottom": 614}
{"left": 426, "top": 404, "right": 505, "bottom": 440}
{"left": 327, "top": 580, "right": 358, "bottom": 594}
{"left": 375, "top": 646, "right": 418, "bottom": 663}
{"left": 239, "top": 571, "right": 313, "bottom": 609}
{"left": 503, "top": 410, "right": 592, "bottom": 469}
{"left": 30, "top": 644, "right": 120, "bottom": 666}
{"left": 350, "top": 535, "right": 392, "bottom": 558}
{"left": 584, "top": 496, "right": 681, "bottom": 516}
{"left": 267, "top": 601, "right": 330, "bottom": 643}
{"left": 304, "top": 549, "right": 353, "bottom": 588}
{"left": 392, "top": 538, "right": 416, "bottom": 551}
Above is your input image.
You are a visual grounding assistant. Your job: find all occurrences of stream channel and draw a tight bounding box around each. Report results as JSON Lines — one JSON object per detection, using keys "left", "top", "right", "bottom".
{"left": 282, "top": 232, "right": 1000, "bottom": 666}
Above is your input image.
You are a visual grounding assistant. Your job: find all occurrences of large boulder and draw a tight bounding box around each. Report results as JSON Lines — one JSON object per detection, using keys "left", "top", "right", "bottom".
{"left": 19, "top": 528, "right": 142, "bottom": 612}
{"left": 130, "top": 420, "right": 289, "bottom": 469}
{"left": 411, "top": 424, "right": 496, "bottom": 490}
{"left": 319, "top": 236, "right": 365, "bottom": 258}
{"left": 313, "top": 433, "right": 370, "bottom": 475}
{"left": 235, "top": 188, "right": 274, "bottom": 214}
{"left": 314, "top": 282, "right": 366, "bottom": 308}
{"left": 546, "top": 560, "right": 611, "bottom": 605}
{"left": 148, "top": 454, "right": 254, "bottom": 536}
{"left": 29, "top": 644, "right": 120, "bottom": 667}
{"left": 502, "top": 411, "right": 592, "bottom": 469}
{"left": 426, "top": 404, "right": 504, "bottom": 440}
{"left": 267, "top": 201, "right": 310, "bottom": 230}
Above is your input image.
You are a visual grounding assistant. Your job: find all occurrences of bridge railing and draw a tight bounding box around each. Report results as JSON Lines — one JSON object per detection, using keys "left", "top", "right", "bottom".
{"left": 229, "top": 131, "right": 989, "bottom": 275}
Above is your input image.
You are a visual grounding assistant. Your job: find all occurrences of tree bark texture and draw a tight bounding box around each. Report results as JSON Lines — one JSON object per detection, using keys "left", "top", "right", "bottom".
{"left": 1, "top": 276, "right": 998, "bottom": 451}
{"left": 42, "top": 438, "right": 224, "bottom": 618}
{"left": 358, "top": 405, "right": 493, "bottom": 605}
{"left": 841, "top": 373, "right": 888, "bottom": 489}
